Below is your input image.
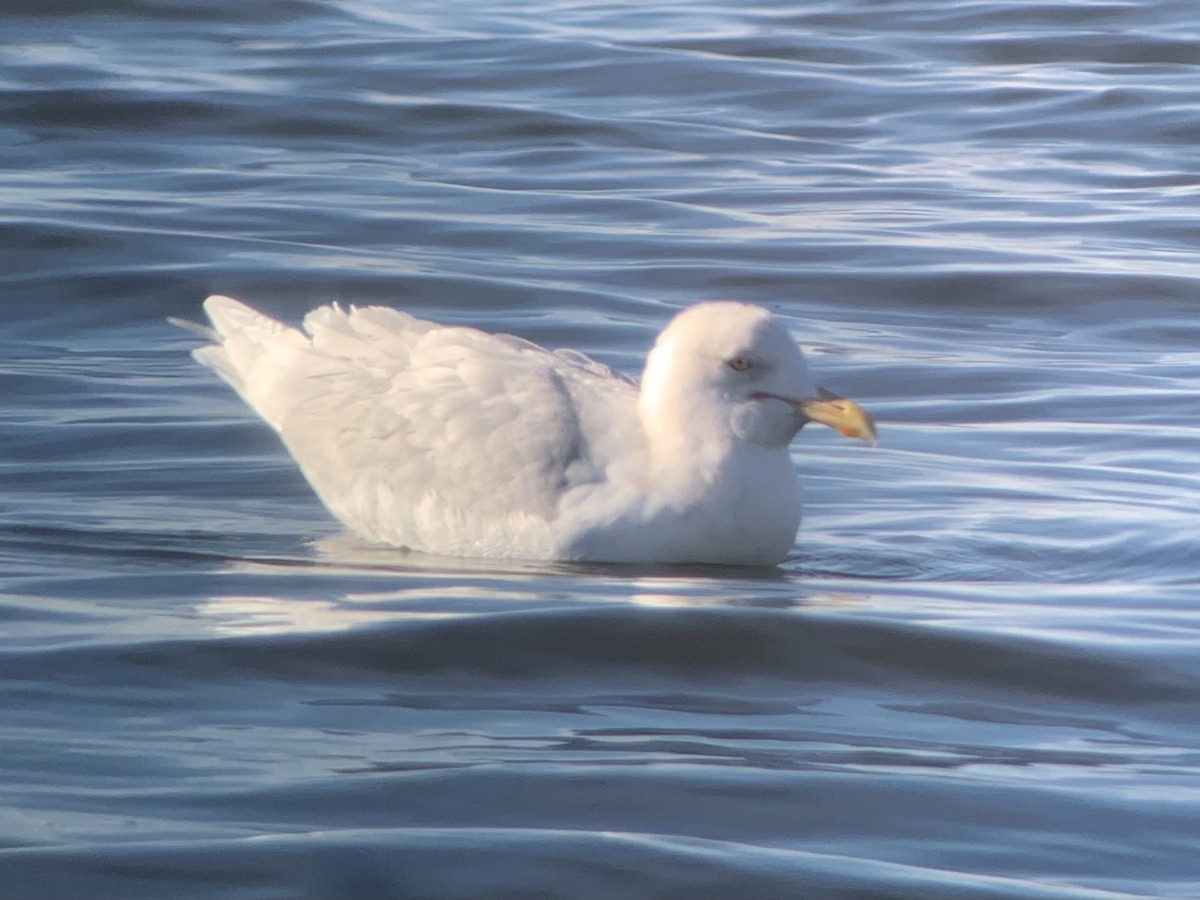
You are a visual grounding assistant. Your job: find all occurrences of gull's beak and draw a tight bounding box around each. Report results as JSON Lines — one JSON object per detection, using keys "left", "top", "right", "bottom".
{"left": 795, "top": 386, "right": 877, "bottom": 444}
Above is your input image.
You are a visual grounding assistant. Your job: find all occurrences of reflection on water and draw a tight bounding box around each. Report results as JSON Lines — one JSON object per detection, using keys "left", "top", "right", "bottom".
{"left": 198, "top": 534, "right": 851, "bottom": 635}
{"left": 196, "top": 593, "right": 409, "bottom": 635}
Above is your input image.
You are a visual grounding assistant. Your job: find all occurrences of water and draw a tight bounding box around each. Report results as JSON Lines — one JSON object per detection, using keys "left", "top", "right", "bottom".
{"left": 2, "top": 0, "right": 1200, "bottom": 896}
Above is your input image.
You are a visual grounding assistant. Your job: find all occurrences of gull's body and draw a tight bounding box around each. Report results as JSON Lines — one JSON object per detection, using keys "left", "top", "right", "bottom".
{"left": 185, "top": 296, "right": 874, "bottom": 566}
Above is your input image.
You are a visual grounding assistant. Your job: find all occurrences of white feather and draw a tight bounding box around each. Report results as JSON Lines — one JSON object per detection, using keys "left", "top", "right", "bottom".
{"left": 184, "top": 295, "right": 829, "bottom": 565}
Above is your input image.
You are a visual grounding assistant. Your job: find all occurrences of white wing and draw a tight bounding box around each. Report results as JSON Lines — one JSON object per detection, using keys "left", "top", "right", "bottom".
{"left": 193, "top": 295, "right": 640, "bottom": 557}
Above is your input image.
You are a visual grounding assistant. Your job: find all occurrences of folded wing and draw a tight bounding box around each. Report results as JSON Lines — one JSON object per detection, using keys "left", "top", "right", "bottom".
{"left": 193, "top": 295, "right": 637, "bottom": 556}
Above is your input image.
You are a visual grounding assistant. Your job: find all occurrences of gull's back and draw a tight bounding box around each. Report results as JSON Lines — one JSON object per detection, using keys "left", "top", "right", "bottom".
{"left": 192, "top": 295, "right": 641, "bottom": 559}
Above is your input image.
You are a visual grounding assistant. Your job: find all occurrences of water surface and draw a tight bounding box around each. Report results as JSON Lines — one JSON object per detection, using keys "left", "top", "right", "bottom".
{"left": 3, "top": 1, "right": 1200, "bottom": 897}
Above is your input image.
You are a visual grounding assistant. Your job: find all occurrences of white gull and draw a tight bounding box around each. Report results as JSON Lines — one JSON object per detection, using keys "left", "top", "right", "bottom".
{"left": 181, "top": 296, "right": 875, "bottom": 566}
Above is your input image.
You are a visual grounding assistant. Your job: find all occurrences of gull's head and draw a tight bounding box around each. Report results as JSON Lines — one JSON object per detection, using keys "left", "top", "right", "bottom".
{"left": 639, "top": 302, "right": 876, "bottom": 450}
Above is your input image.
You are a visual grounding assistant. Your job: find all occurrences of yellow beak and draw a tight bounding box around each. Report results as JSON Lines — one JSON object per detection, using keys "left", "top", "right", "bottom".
{"left": 795, "top": 386, "right": 878, "bottom": 444}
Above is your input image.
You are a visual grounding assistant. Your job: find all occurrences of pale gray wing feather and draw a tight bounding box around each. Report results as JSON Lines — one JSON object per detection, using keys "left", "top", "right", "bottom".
{"left": 192, "top": 296, "right": 638, "bottom": 556}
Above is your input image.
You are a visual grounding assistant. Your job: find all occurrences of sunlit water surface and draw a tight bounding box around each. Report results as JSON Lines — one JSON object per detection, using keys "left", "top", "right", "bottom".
{"left": 2, "top": 1, "right": 1200, "bottom": 897}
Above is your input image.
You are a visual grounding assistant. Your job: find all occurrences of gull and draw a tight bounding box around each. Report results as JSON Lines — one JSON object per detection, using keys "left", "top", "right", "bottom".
{"left": 178, "top": 296, "right": 875, "bottom": 566}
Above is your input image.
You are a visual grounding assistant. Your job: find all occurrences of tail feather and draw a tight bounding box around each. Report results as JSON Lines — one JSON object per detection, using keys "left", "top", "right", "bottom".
{"left": 180, "top": 295, "right": 310, "bottom": 432}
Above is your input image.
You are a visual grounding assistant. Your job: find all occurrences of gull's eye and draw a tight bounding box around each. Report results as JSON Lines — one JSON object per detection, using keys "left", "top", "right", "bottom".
{"left": 726, "top": 355, "right": 755, "bottom": 373}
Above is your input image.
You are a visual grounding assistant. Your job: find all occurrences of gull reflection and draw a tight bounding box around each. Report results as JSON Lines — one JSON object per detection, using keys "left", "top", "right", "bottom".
{"left": 195, "top": 533, "right": 865, "bottom": 637}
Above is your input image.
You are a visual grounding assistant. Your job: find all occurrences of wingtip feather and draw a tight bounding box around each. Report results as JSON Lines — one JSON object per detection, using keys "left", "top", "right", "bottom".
{"left": 167, "top": 315, "right": 218, "bottom": 341}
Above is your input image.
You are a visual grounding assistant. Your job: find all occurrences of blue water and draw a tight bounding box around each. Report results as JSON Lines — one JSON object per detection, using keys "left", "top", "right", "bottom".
{"left": 3, "top": 1, "right": 1200, "bottom": 897}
